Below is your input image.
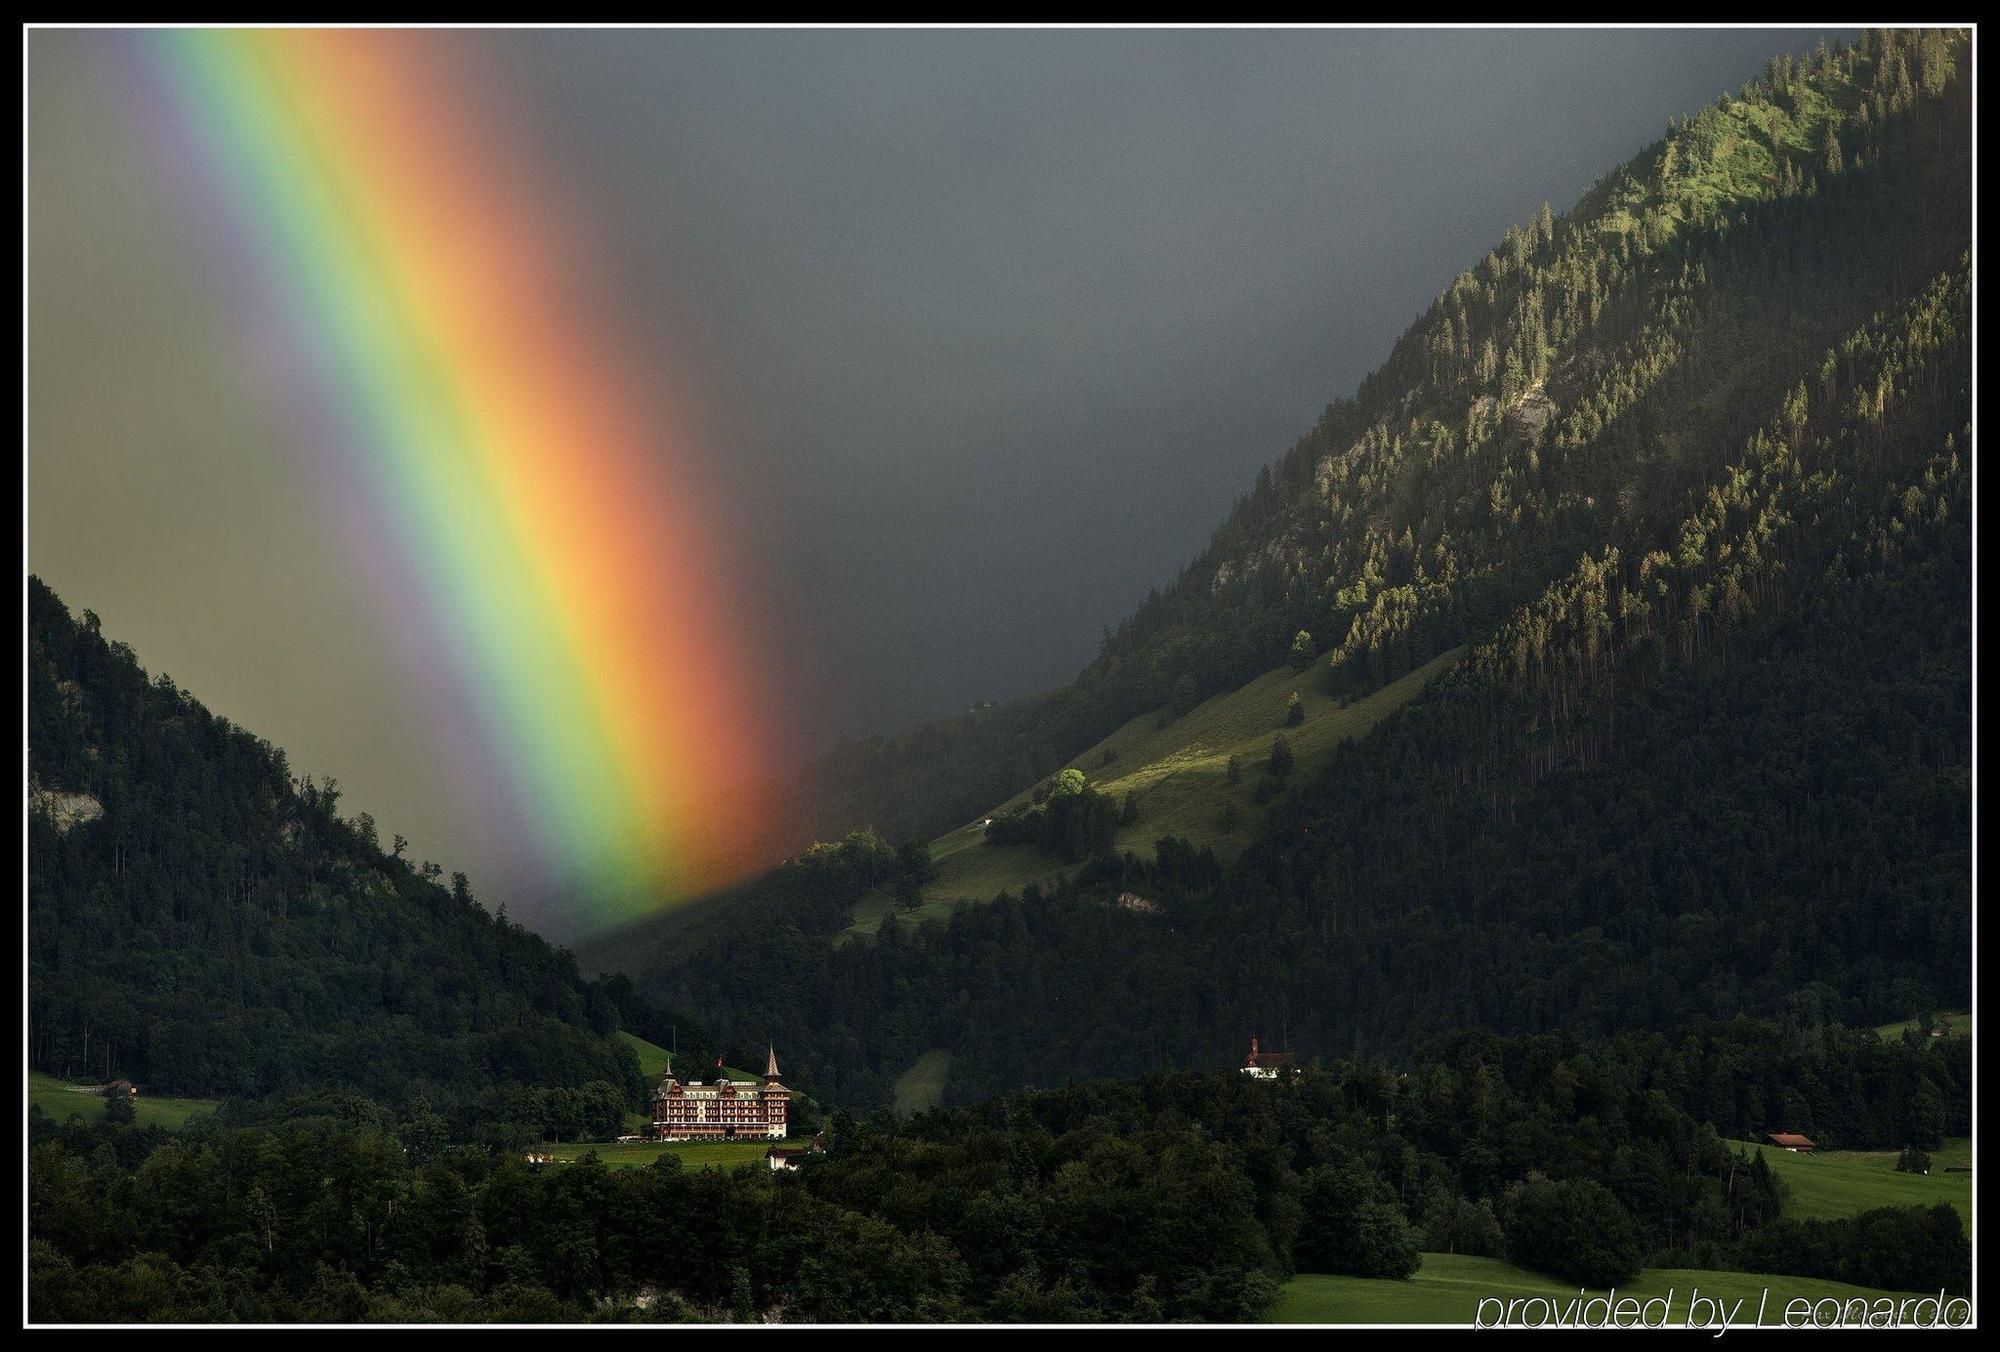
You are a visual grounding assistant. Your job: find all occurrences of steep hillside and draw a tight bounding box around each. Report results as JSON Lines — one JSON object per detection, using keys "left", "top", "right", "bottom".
{"left": 26, "top": 577, "right": 715, "bottom": 1110}
{"left": 800, "top": 29, "right": 1970, "bottom": 851}
{"left": 604, "top": 30, "right": 1971, "bottom": 1113}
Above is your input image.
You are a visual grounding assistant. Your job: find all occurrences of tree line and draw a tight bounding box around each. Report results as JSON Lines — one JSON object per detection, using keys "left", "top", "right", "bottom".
{"left": 29, "top": 1024, "right": 1967, "bottom": 1322}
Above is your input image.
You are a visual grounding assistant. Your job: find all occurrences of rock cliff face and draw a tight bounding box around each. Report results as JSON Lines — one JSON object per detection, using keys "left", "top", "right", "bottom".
{"left": 1507, "top": 385, "right": 1557, "bottom": 439}
{"left": 30, "top": 784, "right": 103, "bottom": 835}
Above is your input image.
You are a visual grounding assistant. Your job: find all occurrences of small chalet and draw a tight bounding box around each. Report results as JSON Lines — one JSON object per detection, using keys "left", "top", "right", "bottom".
{"left": 1767, "top": 1132, "right": 1816, "bottom": 1153}
{"left": 767, "top": 1132, "right": 827, "bottom": 1171}
{"left": 1241, "top": 1037, "right": 1297, "bottom": 1080}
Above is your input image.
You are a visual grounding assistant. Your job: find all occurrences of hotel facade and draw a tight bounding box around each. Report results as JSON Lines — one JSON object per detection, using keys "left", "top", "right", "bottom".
{"left": 650, "top": 1046, "right": 789, "bottom": 1140}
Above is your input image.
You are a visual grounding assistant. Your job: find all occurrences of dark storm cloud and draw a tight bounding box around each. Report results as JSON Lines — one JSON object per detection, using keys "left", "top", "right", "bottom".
{"left": 487, "top": 27, "right": 1849, "bottom": 736}
{"left": 30, "top": 28, "right": 1848, "bottom": 924}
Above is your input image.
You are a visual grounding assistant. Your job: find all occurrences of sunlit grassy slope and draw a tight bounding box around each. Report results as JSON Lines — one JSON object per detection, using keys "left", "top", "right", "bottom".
{"left": 27, "top": 1070, "right": 218, "bottom": 1131}
{"left": 1728, "top": 1137, "right": 1972, "bottom": 1231}
{"left": 916, "top": 648, "right": 1464, "bottom": 909}
{"left": 617, "top": 1030, "right": 671, "bottom": 1080}
{"left": 1270, "top": 1253, "right": 1931, "bottom": 1326}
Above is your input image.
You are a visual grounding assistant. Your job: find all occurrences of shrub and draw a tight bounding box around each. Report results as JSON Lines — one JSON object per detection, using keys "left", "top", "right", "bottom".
{"left": 1294, "top": 1163, "right": 1421, "bottom": 1279}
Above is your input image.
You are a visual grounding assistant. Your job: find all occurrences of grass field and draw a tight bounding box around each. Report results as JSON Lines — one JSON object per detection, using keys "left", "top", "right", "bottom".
{"left": 892, "top": 1049, "right": 952, "bottom": 1117}
{"left": 916, "top": 647, "right": 1464, "bottom": 910}
{"left": 1729, "top": 1137, "right": 1972, "bottom": 1231}
{"left": 616, "top": 1030, "right": 757, "bottom": 1084}
{"left": 618, "top": 1030, "right": 672, "bottom": 1080}
{"left": 617, "top": 1032, "right": 670, "bottom": 1133}
{"left": 1270, "top": 1253, "right": 1935, "bottom": 1326}
{"left": 535, "top": 1139, "right": 774, "bottom": 1170}
{"left": 845, "top": 887, "right": 967, "bottom": 938}
{"left": 27, "top": 1070, "right": 218, "bottom": 1131}
{"left": 1872, "top": 1009, "right": 1971, "bottom": 1042}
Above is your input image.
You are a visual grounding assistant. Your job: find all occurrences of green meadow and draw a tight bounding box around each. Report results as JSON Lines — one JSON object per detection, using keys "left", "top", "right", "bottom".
{"left": 617, "top": 1030, "right": 672, "bottom": 1080}
{"left": 535, "top": 1139, "right": 774, "bottom": 1170}
{"left": 1270, "top": 1253, "right": 1938, "bottom": 1326}
{"left": 845, "top": 887, "right": 964, "bottom": 938}
{"left": 616, "top": 1029, "right": 756, "bottom": 1084}
{"left": 27, "top": 1070, "right": 218, "bottom": 1131}
{"left": 1872, "top": 1009, "right": 1971, "bottom": 1042}
{"left": 617, "top": 1032, "right": 668, "bottom": 1133}
{"left": 913, "top": 647, "right": 1464, "bottom": 912}
{"left": 1730, "top": 1137, "right": 1972, "bottom": 1231}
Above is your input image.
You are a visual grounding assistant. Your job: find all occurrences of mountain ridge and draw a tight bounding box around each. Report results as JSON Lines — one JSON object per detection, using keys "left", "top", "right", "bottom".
{"left": 794, "top": 28, "right": 1969, "bottom": 854}
{"left": 26, "top": 575, "right": 725, "bottom": 1122}
{"left": 600, "top": 28, "right": 1971, "bottom": 1112}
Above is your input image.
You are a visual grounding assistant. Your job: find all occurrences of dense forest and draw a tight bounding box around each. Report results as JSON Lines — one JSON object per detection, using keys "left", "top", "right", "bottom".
{"left": 619, "top": 29, "right": 1971, "bottom": 1114}
{"left": 26, "top": 576, "right": 723, "bottom": 1116}
{"left": 28, "top": 1024, "right": 1970, "bottom": 1321}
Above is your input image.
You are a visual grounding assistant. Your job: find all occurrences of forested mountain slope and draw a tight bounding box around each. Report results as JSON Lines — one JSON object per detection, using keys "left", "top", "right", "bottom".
{"left": 800, "top": 28, "right": 1970, "bottom": 852}
{"left": 605, "top": 30, "right": 1971, "bottom": 1112}
{"left": 27, "top": 577, "right": 715, "bottom": 1109}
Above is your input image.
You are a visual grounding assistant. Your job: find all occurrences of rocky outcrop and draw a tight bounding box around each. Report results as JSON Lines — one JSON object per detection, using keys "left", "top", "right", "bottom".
{"left": 1507, "top": 385, "right": 1557, "bottom": 438}
{"left": 29, "top": 785, "right": 103, "bottom": 835}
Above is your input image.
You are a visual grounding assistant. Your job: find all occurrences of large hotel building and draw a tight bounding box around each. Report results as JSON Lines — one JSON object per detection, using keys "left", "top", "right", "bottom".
{"left": 649, "top": 1046, "right": 790, "bottom": 1141}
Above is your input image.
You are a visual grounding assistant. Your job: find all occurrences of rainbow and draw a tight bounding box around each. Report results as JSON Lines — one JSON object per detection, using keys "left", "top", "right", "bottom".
{"left": 123, "top": 28, "right": 786, "bottom": 926}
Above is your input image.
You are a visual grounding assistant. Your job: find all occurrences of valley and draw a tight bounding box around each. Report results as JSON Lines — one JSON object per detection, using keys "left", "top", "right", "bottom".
{"left": 25, "top": 26, "right": 1974, "bottom": 1328}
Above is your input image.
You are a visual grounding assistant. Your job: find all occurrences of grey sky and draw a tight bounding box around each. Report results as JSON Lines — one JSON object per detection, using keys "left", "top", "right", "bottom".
{"left": 486, "top": 26, "right": 1845, "bottom": 731}
{"left": 30, "top": 27, "right": 1847, "bottom": 925}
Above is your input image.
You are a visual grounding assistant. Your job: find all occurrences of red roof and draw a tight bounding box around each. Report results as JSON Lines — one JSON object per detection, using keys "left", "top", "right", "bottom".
{"left": 1767, "top": 1132, "right": 1816, "bottom": 1149}
{"left": 1244, "top": 1037, "right": 1296, "bottom": 1068}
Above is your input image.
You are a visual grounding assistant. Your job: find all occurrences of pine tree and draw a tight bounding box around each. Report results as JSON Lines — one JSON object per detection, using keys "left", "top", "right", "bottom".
{"left": 1288, "top": 630, "right": 1316, "bottom": 671}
